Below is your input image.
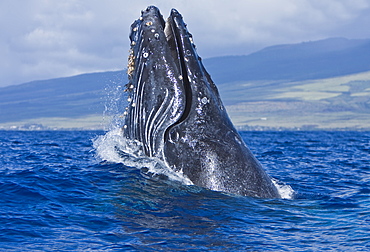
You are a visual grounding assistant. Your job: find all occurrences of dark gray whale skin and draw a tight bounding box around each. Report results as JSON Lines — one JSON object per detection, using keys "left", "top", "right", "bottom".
{"left": 123, "top": 6, "right": 280, "bottom": 198}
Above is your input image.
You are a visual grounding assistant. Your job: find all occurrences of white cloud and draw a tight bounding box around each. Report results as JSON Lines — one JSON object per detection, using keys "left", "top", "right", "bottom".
{"left": 0, "top": 0, "right": 369, "bottom": 87}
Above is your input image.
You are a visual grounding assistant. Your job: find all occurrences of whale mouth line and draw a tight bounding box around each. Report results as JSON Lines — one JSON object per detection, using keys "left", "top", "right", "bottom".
{"left": 163, "top": 11, "right": 193, "bottom": 128}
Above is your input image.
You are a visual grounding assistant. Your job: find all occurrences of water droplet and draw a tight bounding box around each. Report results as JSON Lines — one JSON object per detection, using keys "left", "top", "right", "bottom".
{"left": 154, "top": 33, "right": 159, "bottom": 39}
{"left": 179, "top": 75, "right": 183, "bottom": 80}
{"left": 143, "top": 52, "right": 149, "bottom": 58}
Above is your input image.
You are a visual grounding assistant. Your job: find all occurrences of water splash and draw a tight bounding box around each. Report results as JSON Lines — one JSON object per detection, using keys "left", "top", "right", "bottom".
{"left": 272, "top": 178, "right": 295, "bottom": 199}
{"left": 102, "top": 76, "right": 127, "bottom": 131}
{"left": 93, "top": 128, "right": 193, "bottom": 186}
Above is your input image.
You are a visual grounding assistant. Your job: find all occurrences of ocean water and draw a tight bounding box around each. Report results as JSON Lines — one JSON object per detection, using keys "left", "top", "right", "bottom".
{"left": 0, "top": 130, "right": 369, "bottom": 251}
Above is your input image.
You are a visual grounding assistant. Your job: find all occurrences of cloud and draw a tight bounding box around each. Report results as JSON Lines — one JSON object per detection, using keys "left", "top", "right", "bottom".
{"left": 1, "top": 0, "right": 369, "bottom": 87}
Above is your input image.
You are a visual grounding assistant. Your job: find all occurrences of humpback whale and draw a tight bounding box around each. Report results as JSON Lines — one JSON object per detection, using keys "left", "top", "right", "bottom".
{"left": 122, "top": 6, "right": 281, "bottom": 198}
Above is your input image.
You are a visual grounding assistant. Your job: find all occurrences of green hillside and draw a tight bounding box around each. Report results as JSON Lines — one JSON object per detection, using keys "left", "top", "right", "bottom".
{"left": 222, "top": 71, "right": 370, "bottom": 130}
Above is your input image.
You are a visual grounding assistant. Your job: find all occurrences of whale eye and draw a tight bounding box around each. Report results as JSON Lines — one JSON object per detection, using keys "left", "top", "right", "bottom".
{"left": 169, "top": 130, "right": 179, "bottom": 143}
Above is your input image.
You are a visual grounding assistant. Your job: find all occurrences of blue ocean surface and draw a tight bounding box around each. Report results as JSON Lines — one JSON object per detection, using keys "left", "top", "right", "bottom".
{"left": 0, "top": 130, "right": 369, "bottom": 251}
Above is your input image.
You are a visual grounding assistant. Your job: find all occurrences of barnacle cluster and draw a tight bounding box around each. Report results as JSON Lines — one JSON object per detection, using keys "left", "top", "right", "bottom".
{"left": 127, "top": 48, "right": 135, "bottom": 81}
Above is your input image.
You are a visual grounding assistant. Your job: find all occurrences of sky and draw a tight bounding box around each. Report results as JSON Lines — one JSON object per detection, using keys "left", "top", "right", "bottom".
{"left": 1, "top": 0, "right": 370, "bottom": 87}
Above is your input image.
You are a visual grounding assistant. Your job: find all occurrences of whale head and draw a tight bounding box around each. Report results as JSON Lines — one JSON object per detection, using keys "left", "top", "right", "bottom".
{"left": 122, "top": 6, "right": 281, "bottom": 198}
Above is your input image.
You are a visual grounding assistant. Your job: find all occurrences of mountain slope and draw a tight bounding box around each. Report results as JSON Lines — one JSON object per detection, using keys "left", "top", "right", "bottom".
{"left": 0, "top": 71, "right": 125, "bottom": 124}
{"left": 204, "top": 37, "right": 370, "bottom": 84}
